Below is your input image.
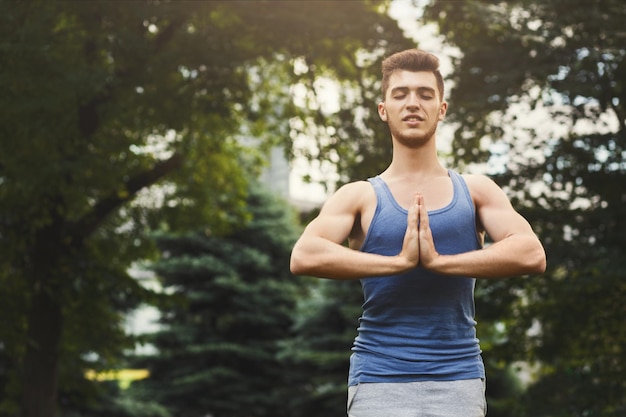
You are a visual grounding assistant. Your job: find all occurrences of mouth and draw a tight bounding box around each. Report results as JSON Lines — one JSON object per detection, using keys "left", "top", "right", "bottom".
{"left": 403, "top": 115, "right": 424, "bottom": 122}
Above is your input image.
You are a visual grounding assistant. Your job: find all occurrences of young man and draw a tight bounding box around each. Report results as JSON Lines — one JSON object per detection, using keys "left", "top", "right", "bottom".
{"left": 290, "top": 49, "right": 546, "bottom": 417}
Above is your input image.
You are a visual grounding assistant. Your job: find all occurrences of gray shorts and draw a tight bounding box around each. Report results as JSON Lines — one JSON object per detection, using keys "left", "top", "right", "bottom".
{"left": 347, "top": 379, "right": 486, "bottom": 417}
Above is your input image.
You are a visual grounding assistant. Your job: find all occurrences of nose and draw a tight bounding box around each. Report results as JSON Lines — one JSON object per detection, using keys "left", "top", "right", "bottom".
{"left": 406, "top": 92, "right": 421, "bottom": 109}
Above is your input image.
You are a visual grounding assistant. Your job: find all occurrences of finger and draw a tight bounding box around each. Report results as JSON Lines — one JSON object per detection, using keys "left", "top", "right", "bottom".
{"left": 417, "top": 194, "right": 429, "bottom": 230}
{"left": 407, "top": 193, "right": 419, "bottom": 230}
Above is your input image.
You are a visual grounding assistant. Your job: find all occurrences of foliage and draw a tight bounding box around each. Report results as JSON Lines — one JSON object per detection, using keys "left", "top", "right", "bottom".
{"left": 424, "top": 0, "right": 626, "bottom": 415}
{"left": 281, "top": 278, "right": 363, "bottom": 416}
{"left": 126, "top": 186, "right": 305, "bottom": 417}
{"left": 0, "top": 1, "right": 412, "bottom": 416}
{"left": 286, "top": 11, "right": 415, "bottom": 188}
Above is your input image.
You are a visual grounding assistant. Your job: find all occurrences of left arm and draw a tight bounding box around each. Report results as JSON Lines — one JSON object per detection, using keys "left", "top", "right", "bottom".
{"left": 418, "top": 174, "right": 546, "bottom": 279}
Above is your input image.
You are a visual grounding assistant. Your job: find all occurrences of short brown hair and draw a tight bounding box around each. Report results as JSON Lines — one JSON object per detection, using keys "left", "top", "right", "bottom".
{"left": 381, "top": 49, "right": 444, "bottom": 100}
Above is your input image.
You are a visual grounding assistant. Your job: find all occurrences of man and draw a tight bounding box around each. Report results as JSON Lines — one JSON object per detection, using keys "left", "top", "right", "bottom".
{"left": 289, "top": 49, "right": 546, "bottom": 417}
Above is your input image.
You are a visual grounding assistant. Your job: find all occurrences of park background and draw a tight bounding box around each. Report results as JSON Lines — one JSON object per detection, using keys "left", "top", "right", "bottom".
{"left": 0, "top": 0, "right": 624, "bottom": 416}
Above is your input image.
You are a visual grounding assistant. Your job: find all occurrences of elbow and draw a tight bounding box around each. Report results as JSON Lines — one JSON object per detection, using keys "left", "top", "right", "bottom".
{"left": 527, "top": 244, "right": 547, "bottom": 275}
{"left": 289, "top": 255, "right": 303, "bottom": 275}
{"left": 536, "top": 250, "right": 547, "bottom": 274}
{"left": 513, "top": 235, "right": 546, "bottom": 275}
{"left": 290, "top": 237, "right": 329, "bottom": 277}
{"left": 289, "top": 247, "right": 309, "bottom": 276}
{"left": 290, "top": 244, "right": 328, "bottom": 277}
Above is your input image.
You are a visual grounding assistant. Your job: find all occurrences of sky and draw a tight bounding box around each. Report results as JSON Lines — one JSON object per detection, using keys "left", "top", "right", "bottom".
{"left": 288, "top": 0, "right": 611, "bottom": 205}
{"left": 288, "top": 0, "right": 457, "bottom": 204}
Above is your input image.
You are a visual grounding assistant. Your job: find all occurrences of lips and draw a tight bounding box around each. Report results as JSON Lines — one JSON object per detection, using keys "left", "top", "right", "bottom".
{"left": 402, "top": 115, "right": 424, "bottom": 122}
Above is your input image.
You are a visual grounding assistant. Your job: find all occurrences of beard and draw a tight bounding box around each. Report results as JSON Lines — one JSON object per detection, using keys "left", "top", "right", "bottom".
{"left": 389, "top": 119, "right": 439, "bottom": 148}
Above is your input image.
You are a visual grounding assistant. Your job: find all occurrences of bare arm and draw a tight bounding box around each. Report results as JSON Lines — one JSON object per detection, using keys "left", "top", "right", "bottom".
{"left": 418, "top": 175, "right": 546, "bottom": 279}
{"left": 290, "top": 182, "right": 420, "bottom": 279}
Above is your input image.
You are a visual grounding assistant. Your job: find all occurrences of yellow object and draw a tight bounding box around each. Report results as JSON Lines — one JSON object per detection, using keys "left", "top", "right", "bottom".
{"left": 85, "top": 369, "right": 149, "bottom": 389}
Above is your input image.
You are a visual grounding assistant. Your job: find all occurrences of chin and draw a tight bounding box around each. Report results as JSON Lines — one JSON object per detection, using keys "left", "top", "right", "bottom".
{"left": 397, "top": 128, "right": 437, "bottom": 145}
{"left": 397, "top": 132, "right": 434, "bottom": 145}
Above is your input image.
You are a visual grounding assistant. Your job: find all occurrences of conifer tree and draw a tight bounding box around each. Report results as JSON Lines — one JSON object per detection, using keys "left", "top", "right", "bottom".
{"left": 281, "top": 278, "right": 362, "bottom": 417}
{"left": 130, "top": 186, "right": 304, "bottom": 417}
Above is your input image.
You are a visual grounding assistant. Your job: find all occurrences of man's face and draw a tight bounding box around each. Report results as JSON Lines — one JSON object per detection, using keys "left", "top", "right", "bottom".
{"left": 378, "top": 70, "right": 447, "bottom": 147}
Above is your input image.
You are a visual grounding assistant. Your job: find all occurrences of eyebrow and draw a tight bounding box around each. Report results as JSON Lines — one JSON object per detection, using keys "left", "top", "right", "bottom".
{"left": 390, "top": 86, "right": 437, "bottom": 96}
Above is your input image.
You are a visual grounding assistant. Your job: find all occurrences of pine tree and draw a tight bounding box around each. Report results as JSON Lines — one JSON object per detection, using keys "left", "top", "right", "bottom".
{"left": 130, "top": 186, "right": 305, "bottom": 417}
{"left": 281, "top": 278, "right": 363, "bottom": 417}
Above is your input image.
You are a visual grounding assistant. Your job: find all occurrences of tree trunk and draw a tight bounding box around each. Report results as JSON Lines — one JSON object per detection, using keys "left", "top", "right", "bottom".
{"left": 20, "top": 220, "right": 65, "bottom": 417}
{"left": 20, "top": 286, "right": 63, "bottom": 417}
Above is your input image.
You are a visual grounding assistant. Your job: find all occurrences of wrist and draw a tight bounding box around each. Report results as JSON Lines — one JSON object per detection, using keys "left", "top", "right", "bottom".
{"left": 422, "top": 253, "right": 447, "bottom": 274}
{"left": 394, "top": 254, "right": 418, "bottom": 274}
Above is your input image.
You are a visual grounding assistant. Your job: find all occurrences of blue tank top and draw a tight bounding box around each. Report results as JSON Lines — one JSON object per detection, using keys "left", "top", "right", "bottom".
{"left": 348, "top": 170, "right": 485, "bottom": 385}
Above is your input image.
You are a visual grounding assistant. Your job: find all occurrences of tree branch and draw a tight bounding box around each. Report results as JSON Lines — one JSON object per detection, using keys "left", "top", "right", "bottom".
{"left": 75, "top": 152, "right": 184, "bottom": 239}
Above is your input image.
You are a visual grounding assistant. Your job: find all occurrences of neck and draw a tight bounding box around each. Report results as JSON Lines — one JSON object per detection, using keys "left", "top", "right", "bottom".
{"left": 382, "top": 136, "right": 446, "bottom": 181}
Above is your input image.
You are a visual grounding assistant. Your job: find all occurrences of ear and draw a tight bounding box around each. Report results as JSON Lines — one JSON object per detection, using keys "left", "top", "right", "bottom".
{"left": 378, "top": 102, "right": 388, "bottom": 122}
{"left": 438, "top": 101, "right": 448, "bottom": 121}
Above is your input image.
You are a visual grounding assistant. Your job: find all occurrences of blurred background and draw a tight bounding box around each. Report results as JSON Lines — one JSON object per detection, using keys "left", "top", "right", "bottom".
{"left": 0, "top": 1, "right": 623, "bottom": 416}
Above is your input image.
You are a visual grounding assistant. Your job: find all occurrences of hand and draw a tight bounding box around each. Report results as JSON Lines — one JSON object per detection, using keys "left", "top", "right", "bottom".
{"left": 417, "top": 193, "right": 440, "bottom": 269}
{"left": 398, "top": 194, "right": 420, "bottom": 268}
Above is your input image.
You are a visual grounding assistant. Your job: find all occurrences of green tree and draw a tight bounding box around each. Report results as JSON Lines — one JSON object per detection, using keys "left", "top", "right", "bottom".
{"left": 0, "top": 1, "right": 411, "bottom": 416}
{"left": 423, "top": 0, "right": 626, "bottom": 415}
{"left": 128, "top": 186, "right": 303, "bottom": 417}
{"left": 282, "top": 278, "right": 363, "bottom": 416}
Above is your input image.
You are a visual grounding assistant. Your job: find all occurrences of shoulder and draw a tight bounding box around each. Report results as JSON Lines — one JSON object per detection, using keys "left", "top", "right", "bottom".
{"left": 460, "top": 173, "right": 500, "bottom": 191}
{"left": 336, "top": 180, "right": 373, "bottom": 194}
{"left": 330, "top": 180, "right": 374, "bottom": 201}
{"left": 460, "top": 173, "right": 512, "bottom": 207}
{"left": 319, "top": 180, "right": 375, "bottom": 214}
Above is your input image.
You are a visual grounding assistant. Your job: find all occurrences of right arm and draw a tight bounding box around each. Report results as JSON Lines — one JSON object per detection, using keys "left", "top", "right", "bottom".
{"left": 290, "top": 182, "right": 420, "bottom": 279}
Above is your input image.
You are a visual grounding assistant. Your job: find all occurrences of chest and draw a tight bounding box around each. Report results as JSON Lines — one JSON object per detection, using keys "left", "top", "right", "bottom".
{"left": 385, "top": 176, "right": 454, "bottom": 211}
{"left": 351, "top": 175, "right": 481, "bottom": 254}
{"left": 353, "top": 176, "right": 453, "bottom": 245}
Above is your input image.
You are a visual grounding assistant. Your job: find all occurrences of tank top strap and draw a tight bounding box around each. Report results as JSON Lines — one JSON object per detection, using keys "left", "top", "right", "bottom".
{"left": 448, "top": 170, "right": 473, "bottom": 209}
{"left": 367, "top": 176, "right": 387, "bottom": 201}
{"left": 366, "top": 176, "right": 410, "bottom": 214}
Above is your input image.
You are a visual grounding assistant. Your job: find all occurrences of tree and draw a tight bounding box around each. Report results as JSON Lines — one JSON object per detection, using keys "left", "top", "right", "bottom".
{"left": 423, "top": 0, "right": 626, "bottom": 415}
{"left": 281, "top": 278, "right": 363, "bottom": 417}
{"left": 127, "top": 186, "right": 303, "bottom": 417}
{"left": 0, "top": 1, "right": 412, "bottom": 416}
